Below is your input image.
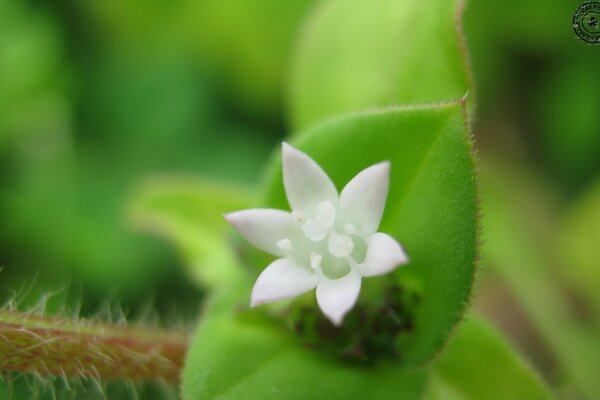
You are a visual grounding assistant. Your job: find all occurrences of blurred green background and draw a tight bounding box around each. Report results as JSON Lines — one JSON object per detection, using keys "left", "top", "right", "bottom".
{"left": 0, "top": 0, "right": 598, "bottom": 398}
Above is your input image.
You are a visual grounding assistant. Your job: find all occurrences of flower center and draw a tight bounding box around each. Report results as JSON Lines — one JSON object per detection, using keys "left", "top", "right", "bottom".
{"left": 310, "top": 251, "right": 322, "bottom": 271}
{"left": 290, "top": 201, "right": 361, "bottom": 279}
{"left": 301, "top": 201, "right": 336, "bottom": 241}
{"left": 328, "top": 233, "right": 354, "bottom": 258}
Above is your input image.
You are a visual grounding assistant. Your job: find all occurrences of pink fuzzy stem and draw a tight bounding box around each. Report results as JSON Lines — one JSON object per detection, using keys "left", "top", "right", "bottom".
{"left": 0, "top": 310, "right": 189, "bottom": 382}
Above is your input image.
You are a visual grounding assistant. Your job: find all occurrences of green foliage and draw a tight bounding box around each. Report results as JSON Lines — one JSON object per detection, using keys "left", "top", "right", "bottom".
{"left": 2, "top": 0, "right": 584, "bottom": 398}
{"left": 464, "top": 0, "right": 599, "bottom": 186}
{"left": 481, "top": 162, "right": 600, "bottom": 399}
{"left": 289, "top": 0, "right": 470, "bottom": 129}
{"left": 424, "top": 316, "right": 554, "bottom": 400}
{"left": 0, "top": 53, "right": 275, "bottom": 299}
{"left": 537, "top": 60, "right": 600, "bottom": 183}
{"left": 0, "top": 0, "right": 67, "bottom": 147}
{"left": 263, "top": 102, "right": 478, "bottom": 366}
{"left": 182, "top": 291, "right": 427, "bottom": 400}
{"left": 183, "top": 0, "right": 316, "bottom": 120}
{"left": 79, "top": 0, "right": 317, "bottom": 122}
{"left": 130, "top": 176, "right": 256, "bottom": 289}
{"left": 556, "top": 176, "right": 600, "bottom": 322}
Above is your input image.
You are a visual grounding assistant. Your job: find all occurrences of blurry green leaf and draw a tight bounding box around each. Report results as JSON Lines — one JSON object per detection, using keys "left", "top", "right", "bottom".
{"left": 423, "top": 316, "right": 554, "bottom": 400}
{"left": 183, "top": 0, "right": 316, "bottom": 120}
{"left": 182, "top": 290, "right": 427, "bottom": 400}
{"left": 1, "top": 53, "right": 274, "bottom": 299}
{"left": 80, "top": 57, "right": 215, "bottom": 149}
{"left": 290, "top": 0, "right": 470, "bottom": 129}
{"left": 463, "top": 0, "right": 571, "bottom": 115}
{"left": 81, "top": 0, "right": 316, "bottom": 121}
{"left": 130, "top": 175, "right": 257, "bottom": 289}
{"left": 0, "top": 152, "right": 177, "bottom": 298}
{"left": 79, "top": 55, "right": 278, "bottom": 184}
{"left": 557, "top": 176, "right": 600, "bottom": 321}
{"left": 0, "top": 0, "right": 68, "bottom": 148}
{"left": 264, "top": 101, "right": 478, "bottom": 366}
{"left": 538, "top": 60, "right": 600, "bottom": 184}
{"left": 482, "top": 161, "right": 600, "bottom": 399}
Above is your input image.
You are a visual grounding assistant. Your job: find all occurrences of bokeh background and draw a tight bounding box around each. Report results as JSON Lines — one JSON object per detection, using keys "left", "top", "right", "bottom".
{"left": 0, "top": 0, "right": 598, "bottom": 398}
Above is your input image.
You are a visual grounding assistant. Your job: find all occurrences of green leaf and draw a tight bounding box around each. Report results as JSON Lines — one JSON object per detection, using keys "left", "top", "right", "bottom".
{"left": 557, "top": 176, "right": 600, "bottom": 324}
{"left": 537, "top": 60, "right": 600, "bottom": 183}
{"left": 289, "top": 0, "right": 470, "bottom": 129}
{"left": 0, "top": 0, "right": 66, "bottom": 148}
{"left": 182, "top": 290, "right": 428, "bottom": 400}
{"left": 182, "top": 0, "right": 316, "bottom": 120}
{"left": 481, "top": 161, "right": 600, "bottom": 399}
{"left": 423, "top": 316, "right": 554, "bottom": 400}
{"left": 263, "top": 101, "right": 478, "bottom": 366}
{"left": 130, "top": 175, "right": 257, "bottom": 289}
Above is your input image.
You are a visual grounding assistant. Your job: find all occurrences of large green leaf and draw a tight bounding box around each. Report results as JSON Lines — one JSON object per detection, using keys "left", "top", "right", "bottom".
{"left": 423, "top": 316, "right": 554, "bottom": 400}
{"left": 289, "top": 0, "right": 470, "bottom": 129}
{"left": 130, "top": 175, "right": 256, "bottom": 289}
{"left": 264, "top": 101, "right": 478, "bottom": 366}
{"left": 182, "top": 289, "right": 427, "bottom": 400}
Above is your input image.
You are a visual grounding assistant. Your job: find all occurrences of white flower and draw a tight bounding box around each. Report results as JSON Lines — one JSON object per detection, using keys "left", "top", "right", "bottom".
{"left": 225, "top": 143, "right": 408, "bottom": 325}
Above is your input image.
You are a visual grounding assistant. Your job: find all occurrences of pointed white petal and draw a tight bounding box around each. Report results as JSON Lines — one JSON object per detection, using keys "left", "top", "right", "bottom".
{"left": 224, "top": 209, "right": 294, "bottom": 257}
{"left": 316, "top": 270, "right": 361, "bottom": 326}
{"left": 251, "top": 258, "right": 319, "bottom": 306}
{"left": 360, "top": 233, "right": 408, "bottom": 277}
{"left": 282, "top": 143, "right": 338, "bottom": 214}
{"left": 339, "top": 162, "right": 390, "bottom": 234}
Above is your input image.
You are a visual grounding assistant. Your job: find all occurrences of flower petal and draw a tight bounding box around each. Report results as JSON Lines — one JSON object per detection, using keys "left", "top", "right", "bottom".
{"left": 224, "top": 209, "right": 294, "bottom": 257}
{"left": 359, "top": 232, "right": 408, "bottom": 277}
{"left": 282, "top": 142, "right": 338, "bottom": 214}
{"left": 251, "top": 258, "right": 319, "bottom": 306}
{"left": 339, "top": 161, "right": 390, "bottom": 234}
{"left": 316, "top": 270, "right": 361, "bottom": 326}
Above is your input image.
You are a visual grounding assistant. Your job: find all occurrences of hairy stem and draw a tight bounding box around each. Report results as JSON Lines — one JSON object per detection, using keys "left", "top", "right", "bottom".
{"left": 0, "top": 309, "right": 189, "bottom": 382}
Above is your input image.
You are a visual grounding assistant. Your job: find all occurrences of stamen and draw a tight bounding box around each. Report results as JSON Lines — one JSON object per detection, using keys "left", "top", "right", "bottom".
{"left": 310, "top": 252, "right": 322, "bottom": 270}
{"left": 328, "top": 233, "right": 354, "bottom": 258}
{"left": 302, "top": 219, "right": 327, "bottom": 241}
{"left": 276, "top": 238, "right": 293, "bottom": 251}
{"left": 343, "top": 223, "right": 356, "bottom": 235}
{"left": 315, "top": 202, "right": 336, "bottom": 228}
{"left": 291, "top": 211, "right": 306, "bottom": 223}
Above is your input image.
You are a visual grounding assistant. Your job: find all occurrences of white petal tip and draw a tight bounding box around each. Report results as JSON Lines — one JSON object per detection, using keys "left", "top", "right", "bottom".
{"left": 396, "top": 246, "right": 409, "bottom": 265}
{"left": 316, "top": 271, "right": 361, "bottom": 328}
{"left": 282, "top": 141, "right": 295, "bottom": 154}
{"left": 250, "top": 291, "right": 267, "bottom": 308}
{"left": 377, "top": 161, "right": 391, "bottom": 170}
{"left": 325, "top": 313, "right": 345, "bottom": 326}
{"left": 223, "top": 211, "right": 238, "bottom": 223}
{"left": 223, "top": 211, "right": 247, "bottom": 231}
{"left": 250, "top": 292, "right": 268, "bottom": 307}
{"left": 366, "top": 161, "right": 390, "bottom": 176}
{"left": 282, "top": 141, "right": 309, "bottom": 162}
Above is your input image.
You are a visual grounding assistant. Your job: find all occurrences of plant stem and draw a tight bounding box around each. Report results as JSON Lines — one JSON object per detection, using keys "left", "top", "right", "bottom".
{"left": 0, "top": 309, "right": 189, "bottom": 382}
